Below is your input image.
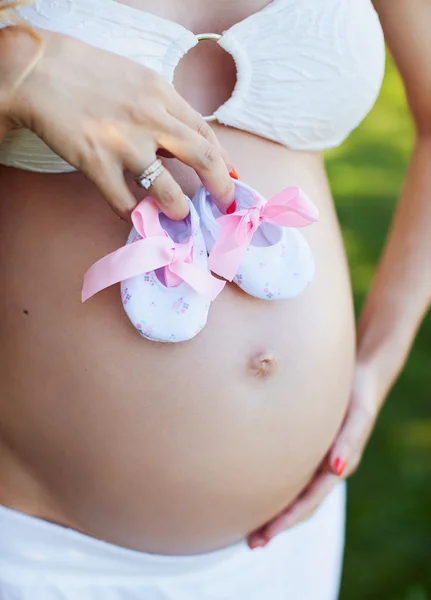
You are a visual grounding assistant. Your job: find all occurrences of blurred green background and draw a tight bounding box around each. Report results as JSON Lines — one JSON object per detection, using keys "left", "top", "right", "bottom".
{"left": 326, "top": 54, "right": 431, "bottom": 600}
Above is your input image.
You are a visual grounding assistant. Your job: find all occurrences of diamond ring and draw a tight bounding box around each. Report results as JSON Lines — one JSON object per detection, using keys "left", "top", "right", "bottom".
{"left": 135, "top": 159, "right": 165, "bottom": 190}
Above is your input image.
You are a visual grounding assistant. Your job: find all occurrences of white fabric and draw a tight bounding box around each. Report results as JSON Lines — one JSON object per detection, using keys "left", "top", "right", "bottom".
{"left": 0, "top": 0, "right": 385, "bottom": 172}
{"left": 121, "top": 199, "right": 213, "bottom": 343}
{"left": 0, "top": 483, "right": 346, "bottom": 599}
{"left": 194, "top": 182, "right": 315, "bottom": 300}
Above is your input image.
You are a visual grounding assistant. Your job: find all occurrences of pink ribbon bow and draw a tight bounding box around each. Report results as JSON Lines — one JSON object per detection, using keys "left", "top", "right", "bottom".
{"left": 82, "top": 199, "right": 225, "bottom": 303}
{"left": 208, "top": 186, "right": 319, "bottom": 281}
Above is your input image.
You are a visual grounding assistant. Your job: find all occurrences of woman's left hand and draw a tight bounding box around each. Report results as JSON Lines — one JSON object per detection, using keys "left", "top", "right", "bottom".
{"left": 248, "top": 360, "right": 384, "bottom": 549}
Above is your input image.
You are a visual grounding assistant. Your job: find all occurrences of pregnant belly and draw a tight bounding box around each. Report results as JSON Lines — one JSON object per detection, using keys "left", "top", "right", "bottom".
{"left": 0, "top": 142, "right": 355, "bottom": 554}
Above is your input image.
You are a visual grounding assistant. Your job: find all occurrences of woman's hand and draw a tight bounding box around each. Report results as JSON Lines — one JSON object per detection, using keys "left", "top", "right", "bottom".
{"left": 0, "top": 25, "right": 235, "bottom": 220}
{"left": 248, "top": 360, "right": 385, "bottom": 549}
{"left": 248, "top": 0, "right": 431, "bottom": 546}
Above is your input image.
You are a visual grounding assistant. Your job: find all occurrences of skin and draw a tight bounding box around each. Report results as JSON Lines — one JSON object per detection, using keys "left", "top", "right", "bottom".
{"left": 252, "top": 0, "right": 431, "bottom": 547}
{"left": 0, "top": 0, "right": 429, "bottom": 556}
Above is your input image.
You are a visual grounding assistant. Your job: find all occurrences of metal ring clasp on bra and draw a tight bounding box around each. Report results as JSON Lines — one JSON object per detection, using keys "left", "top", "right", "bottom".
{"left": 195, "top": 33, "right": 222, "bottom": 123}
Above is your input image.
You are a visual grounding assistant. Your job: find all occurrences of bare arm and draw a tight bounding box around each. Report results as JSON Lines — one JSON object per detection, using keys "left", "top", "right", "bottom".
{"left": 0, "top": 4, "right": 45, "bottom": 123}
{"left": 249, "top": 0, "right": 431, "bottom": 546}
{"left": 0, "top": 20, "right": 235, "bottom": 220}
{"left": 358, "top": 0, "right": 431, "bottom": 400}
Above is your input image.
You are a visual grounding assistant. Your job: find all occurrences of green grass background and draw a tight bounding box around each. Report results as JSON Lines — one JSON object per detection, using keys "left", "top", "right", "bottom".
{"left": 326, "top": 55, "right": 431, "bottom": 600}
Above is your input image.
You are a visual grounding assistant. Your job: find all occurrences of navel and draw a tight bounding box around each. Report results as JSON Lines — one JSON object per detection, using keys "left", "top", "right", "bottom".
{"left": 248, "top": 351, "right": 278, "bottom": 379}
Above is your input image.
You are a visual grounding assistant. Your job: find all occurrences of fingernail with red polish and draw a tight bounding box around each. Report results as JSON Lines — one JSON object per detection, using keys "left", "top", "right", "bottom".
{"left": 250, "top": 537, "right": 268, "bottom": 550}
{"left": 229, "top": 168, "right": 239, "bottom": 180}
{"left": 333, "top": 457, "right": 346, "bottom": 476}
{"left": 226, "top": 200, "right": 237, "bottom": 214}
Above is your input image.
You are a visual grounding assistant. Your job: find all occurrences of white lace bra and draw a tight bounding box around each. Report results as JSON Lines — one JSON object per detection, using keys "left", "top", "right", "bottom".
{"left": 0, "top": 0, "right": 385, "bottom": 173}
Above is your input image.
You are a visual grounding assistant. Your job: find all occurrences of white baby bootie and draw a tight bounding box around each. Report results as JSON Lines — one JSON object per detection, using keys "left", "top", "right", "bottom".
{"left": 82, "top": 197, "right": 225, "bottom": 342}
{"left": 193, "top": 179, "right": 318, "bottom": 300}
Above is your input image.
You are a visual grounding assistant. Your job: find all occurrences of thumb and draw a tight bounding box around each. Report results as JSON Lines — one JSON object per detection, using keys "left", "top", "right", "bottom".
{"left": 329, "top": 400, "right": 377, "bottom": 477}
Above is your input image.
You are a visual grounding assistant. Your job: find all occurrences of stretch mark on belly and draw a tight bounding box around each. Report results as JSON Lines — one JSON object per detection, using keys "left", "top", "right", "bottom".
{"left": 249, "top": 352, "right": 278, "bottom": 379}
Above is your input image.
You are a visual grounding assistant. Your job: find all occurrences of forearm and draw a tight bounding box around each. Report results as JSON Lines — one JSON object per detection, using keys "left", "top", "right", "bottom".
{"left": 0, "top": 24, "right": 43, "bottom": 128}
{"left": 357, "top": 134, "right": 431, "bottom": 399}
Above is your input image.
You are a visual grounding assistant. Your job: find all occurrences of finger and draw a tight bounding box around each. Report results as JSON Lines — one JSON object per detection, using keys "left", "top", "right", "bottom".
{"left": 275, "top": 473, "right": 339, "bottom": 530}
{"left": 167, "top": 92, "right": 233, "bottom": 168}
{"left": 250, "top": 473, "right": 339, "bottom": 548}
{"left": 124, "top": 149, "right": 189, "bottom": 221}
{"left": 329, "top": 402, "right": 376, "bottom": 478}
{"left": 157, "top": 115, "right": 235, "bottom": 213}
{"left": 91, "top": 161, "right": 138, "bottom": 221}
{"left": 147, "top": 166, "right": 189, "bottom": 220}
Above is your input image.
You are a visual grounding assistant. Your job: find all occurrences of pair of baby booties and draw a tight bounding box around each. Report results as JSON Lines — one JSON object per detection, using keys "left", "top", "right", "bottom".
{"left": 82, "top": 178, "right": 318, "bottom": 343}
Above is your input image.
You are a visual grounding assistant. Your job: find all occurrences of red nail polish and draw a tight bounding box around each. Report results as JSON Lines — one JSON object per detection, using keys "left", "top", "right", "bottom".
{"left": 333, "top": 457, "right": 346, "bottom": 476}
{"left": 229, "top": 168, "right": 239, "bottom": 180}
{"left": 250, "top": 538, "right": 266, "bottom": 550}
{"left": 226, "top": 200, "right": 237, "bottom": 214}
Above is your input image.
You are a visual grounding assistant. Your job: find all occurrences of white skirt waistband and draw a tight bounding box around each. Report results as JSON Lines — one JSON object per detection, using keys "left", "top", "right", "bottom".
{"left": 0, "top": 503, "right": 243, "bottom": 578}
{"left": 0, "top": 484, "right": 346, "bottom": 600}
